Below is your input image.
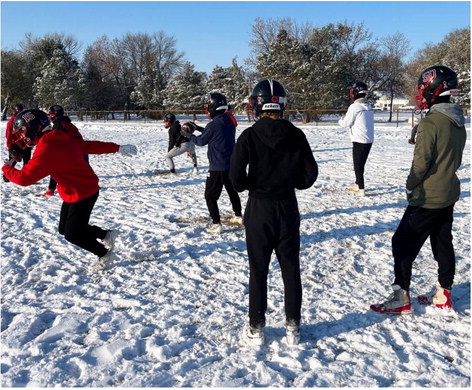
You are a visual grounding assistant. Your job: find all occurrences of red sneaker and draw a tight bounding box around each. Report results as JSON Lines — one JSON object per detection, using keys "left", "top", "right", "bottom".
{"left": 370, "top": 285, "right": 413, "bottom": 315}
{"left": 418, "top": 285, "right": 452, "bottom": 310}
{"left": 42, "top": 189, "right": 55, "bottom": 197}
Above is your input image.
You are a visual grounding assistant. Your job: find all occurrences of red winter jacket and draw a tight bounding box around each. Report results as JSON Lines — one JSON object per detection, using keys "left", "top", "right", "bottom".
{"left": 5, "top": 115, "right": 16, "bottom": 149}
{"left": 2, "top": 130, "right": 119, "bottom": 202}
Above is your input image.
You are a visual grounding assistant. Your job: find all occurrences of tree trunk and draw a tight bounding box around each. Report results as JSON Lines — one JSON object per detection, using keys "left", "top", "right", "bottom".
{"left": 2, "top": 95, "right": 11, "bottom": 120}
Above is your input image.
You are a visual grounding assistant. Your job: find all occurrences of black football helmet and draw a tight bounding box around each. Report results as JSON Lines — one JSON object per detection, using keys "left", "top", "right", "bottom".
{"left": 12, "top": 103, "right": 26, "bottom": 115}
{"left": 205, "top": 93, "right": 228, "bottom": 119}
{"left": 350, "top": 81, "right": 369, "bottom": 101}
{"left": 249, "top": 79, "right": 287, "bottom": 119}
{"left": 12, "top": 109, "right": 52, "bottom": 149}
{"left": 47, "top": 105, "right": 65, "bottom": 120}
{"left": 414, "top": 65, "right": 460, "bottom": 109}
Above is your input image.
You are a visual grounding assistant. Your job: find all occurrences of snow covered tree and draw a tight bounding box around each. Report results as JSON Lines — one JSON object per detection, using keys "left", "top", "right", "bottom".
{"left": 163, "top": 62, "right": 207, "bottom": 111}
{"left": 33, "top": 47, "right": 84, "bottom": 109}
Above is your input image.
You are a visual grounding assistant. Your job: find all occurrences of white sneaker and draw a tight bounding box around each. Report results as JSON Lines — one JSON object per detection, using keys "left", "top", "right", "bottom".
{"left": 206, "top": 223, "right": 222, "bottom": 234}
{"left": 192, "top": 167, "right": 198, "bottom": 174}
{"left": 347, "top": 184, "right": 360, "bottom": 192}
{"left": 103, "top": 230, "right": 118, "bottom": 250}
{"left": 285, "top": 323, "right": 300, "bottom": 345}
{"left": 93, "top": 250, "right": 118, "bottom": 271}
{"left": 356, "top": 189, "right": 365, "bottom": 197}
{"left": 229, "top": 215, "right": 243, "bottom": 226}
{"left": 370, "top": 284, "right": 412, "bottom": 315}
{"left": 243, "top": 325, "right": 264, "bottom": 346}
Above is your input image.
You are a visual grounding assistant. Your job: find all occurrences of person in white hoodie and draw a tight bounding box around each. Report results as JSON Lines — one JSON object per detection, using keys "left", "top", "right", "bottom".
{"left": 338, "top": 81, "right": 374, "bottom": 196}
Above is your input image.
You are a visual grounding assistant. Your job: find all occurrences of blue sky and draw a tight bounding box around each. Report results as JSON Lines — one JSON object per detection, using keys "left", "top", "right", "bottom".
{"left": 1, "top": 1, "right": 470, "bottom": 74}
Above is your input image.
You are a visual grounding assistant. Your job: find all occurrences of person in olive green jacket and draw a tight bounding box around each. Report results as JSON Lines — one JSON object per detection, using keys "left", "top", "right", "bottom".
{"left": 371, "top": 66, "right": 466, "bottom": 315}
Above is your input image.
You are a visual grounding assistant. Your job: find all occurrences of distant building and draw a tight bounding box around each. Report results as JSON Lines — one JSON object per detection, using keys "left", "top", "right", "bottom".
{"left": 373, "top": 91, "right": 411, "bottom": 111}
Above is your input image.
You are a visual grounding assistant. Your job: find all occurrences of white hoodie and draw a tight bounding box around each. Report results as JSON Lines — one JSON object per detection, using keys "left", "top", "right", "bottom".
{"left": 338, "top": 98, "right": 374, "bottom": 144}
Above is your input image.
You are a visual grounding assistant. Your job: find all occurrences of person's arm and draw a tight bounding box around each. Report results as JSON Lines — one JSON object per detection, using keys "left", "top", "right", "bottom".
{"left": 188, "top": 122, "right": 214, "bottom": 147}
{"left": 296, "top": 134, "right": 318, "bottom": 190}
{"left": 229, "top": 130, "right": 250, "bottom": 192}
{"left": 338, "top": 104, "right": 356, "bottom": 128}
{"left": 406, "top": 122, "right": 434, "bottom": 190}
{"left": 2, "top": 143, "right": 49, "bottom": 186}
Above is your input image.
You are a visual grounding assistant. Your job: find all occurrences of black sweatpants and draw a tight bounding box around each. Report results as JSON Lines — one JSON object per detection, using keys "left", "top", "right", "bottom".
{"left": 352, "top": 142, "right": 372, "bottom": 189}
{"left": 392, "top": 205, "right": 455, "bottom": 291}
{"left": 58, "top": 190, "right": 108, "bottom": 257}
{"left": 204, "top": 170, "right": 242, "bottom": 224}
{"left": 244, "top": 195, "right": 302, "bottom": 328}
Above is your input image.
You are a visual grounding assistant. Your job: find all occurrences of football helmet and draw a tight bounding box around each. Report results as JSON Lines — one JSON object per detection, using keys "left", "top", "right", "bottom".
{"left": 164, "top": 112, "right": 176, "bottom": 128}
{"left": 205, "top": 93, "right": 228, "bottom": 119}
{"left": 12, "top": 109, "right": 52, "bottom": 149}
{"left": 414, "top": 65, "right": 459, "bottom": 109}
{"left": 350, "top": 81, "right": 369, "bottom": 101}
{"left": 47, "top": 105, "right": 65, "bottom": 120}
{"left": 12, "top": 103, "right": 26, "bottom": 115}
{"left": 248, "top": 79, "right": 287, "bottom": 118}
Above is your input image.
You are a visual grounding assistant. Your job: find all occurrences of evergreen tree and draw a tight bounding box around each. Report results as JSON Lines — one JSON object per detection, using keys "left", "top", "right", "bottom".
{"left": 163, "top": 62, "right": 207, "bottom": 111}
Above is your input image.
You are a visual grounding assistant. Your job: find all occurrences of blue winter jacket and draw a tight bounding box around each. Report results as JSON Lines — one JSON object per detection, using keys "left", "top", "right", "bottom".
{"left": 189, "top": 113, "right": 236, "bottom": 171}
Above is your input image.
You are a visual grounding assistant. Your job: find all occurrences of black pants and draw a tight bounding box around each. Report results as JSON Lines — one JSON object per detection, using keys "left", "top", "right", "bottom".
{"left": 392, "top": 205, "right": 455, "bottom": 291}
{"left": 244, "top": 196, "right": 302, "bottom": 328}
{"left": 352, "top": 142, "right": 372, "bottom": 189}
{"left": 204, "top": 170, "right": 242, "bottom": 224}
{"left": 49, "top": 155, "right": 89, "bottom": 190}
{"left": 58, "top": 190, "right": 108, "bottom": 257}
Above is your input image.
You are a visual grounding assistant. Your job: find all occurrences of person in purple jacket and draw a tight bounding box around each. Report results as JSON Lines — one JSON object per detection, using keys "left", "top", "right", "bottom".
{"left": 183, "top": 93, "right": 242, "bottom": 234}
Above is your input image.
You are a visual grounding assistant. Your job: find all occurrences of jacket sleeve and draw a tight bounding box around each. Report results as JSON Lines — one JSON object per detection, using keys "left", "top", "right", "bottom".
{"left": 189, "top": 122, "right": 214, "bottom": 147}
{"left": 296, "top": 135, "right": 318, "bottom": 190}
{"left": 338, "top": 104, "right": 356, "bottom": 128}
{"left": 406, "top": 121, "right": 435, "bottom": 190}
{"left": 2, "top": 143, "right": 50, "bottom": 186}
{"left": 229, "top": 130, "right": 250, "bottom": 192}
{"left": 78, "top": 139, "right": 120, "bottom": 155}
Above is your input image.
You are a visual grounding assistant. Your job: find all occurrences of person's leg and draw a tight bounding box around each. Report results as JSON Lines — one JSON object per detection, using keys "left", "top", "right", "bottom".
{"left": 59, "top": 191, "right": 108, "bottom": 257}
{"left": 165, "top": 147, "right": 183, "bottom": 171}
{"left": 274, "top": 197, "right": 302, "bottom": 323}
{"left": 245, "top": 197, "right": 276, "bottom": 328}
{"left": 204, "top": 171, "right": 224, "bottom": 224}
{"left": 352, "top": 142, "right": 372, "bottom": 190}
{"left": 222, "top": 170, "right": 242, "bottom": 216}
{"left": 185, "top": 142, "right": 198, "bottom": 167}
{"left": 429, "top": 205, "right": 455, "bottom": 289}
{"left": 392, "top": 206, "right": 437, "bottom": 290}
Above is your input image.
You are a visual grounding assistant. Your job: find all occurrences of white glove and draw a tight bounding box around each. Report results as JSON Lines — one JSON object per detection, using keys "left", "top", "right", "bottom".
{"left": 3, "top": 159, "right": 15, "bottom": 167}
{"left": 119, "top": 144, "right": 138, "bottom": 157}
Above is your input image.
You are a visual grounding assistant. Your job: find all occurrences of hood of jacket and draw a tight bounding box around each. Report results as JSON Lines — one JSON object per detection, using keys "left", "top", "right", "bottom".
{"left": 251, "top": 117, "right": 304, "bottom": 152}
{"left": 430, "top": 103, "right": 465, "bottom": 127}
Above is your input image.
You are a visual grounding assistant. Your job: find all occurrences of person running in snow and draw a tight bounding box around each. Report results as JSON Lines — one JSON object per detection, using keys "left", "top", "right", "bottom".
{"left": 3, "top": 103, "right": 31, "bottom": 182}
{"left": 371, "top": 66, "right": 466, "bottom": 315}
{"left": 229, "top": 79, "right": 318, "bottom": 345}
{"left": 42, "top": 105, "right": 90, "bottom": 197}
{"left": 2, "top": 109, "right": 138, "bottom": 270}
{"left": 164, "top": 112, "right": 197, "bottom": 175}
{"left": 338, "top": 81, "right": 374, "bottom": 197}
{"left": 182, "top": 93, "right": 242, "bottom": 234}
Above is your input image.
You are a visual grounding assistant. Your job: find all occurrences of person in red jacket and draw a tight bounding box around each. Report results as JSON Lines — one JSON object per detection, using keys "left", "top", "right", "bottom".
{"left": 41, "top": 105, "right": 88, "bottom": 197}
{"left": 3, "top": 103, "right": 32, "bottom": 182}
{"left": 2, "top": 109, "right": 138, "bottom": 270}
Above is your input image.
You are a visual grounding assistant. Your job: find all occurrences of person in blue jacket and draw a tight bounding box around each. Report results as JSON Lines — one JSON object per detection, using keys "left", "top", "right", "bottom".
{"left": 183, "top": 93, "right": 242, "bottom": 234}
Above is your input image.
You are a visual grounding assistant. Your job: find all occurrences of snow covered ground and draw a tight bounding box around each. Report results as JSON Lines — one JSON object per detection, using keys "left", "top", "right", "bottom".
{"left": 1, "top": 115, "right": 470, "bottom": 387}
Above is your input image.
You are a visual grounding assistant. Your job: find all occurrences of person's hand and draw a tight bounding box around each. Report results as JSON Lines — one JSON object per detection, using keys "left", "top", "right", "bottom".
{"left": 3, "top": 158, "right": 15, "bottom": 167}
{"left": 118, "top": 144, "right": 138, "bottom": 157}
{"left": 9, "top": 150, "right": 22, "bottom": 162}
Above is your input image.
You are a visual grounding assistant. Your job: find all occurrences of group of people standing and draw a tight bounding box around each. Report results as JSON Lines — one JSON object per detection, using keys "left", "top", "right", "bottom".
{"left": 2, "top": 65, "right": 467, "bottom": 346}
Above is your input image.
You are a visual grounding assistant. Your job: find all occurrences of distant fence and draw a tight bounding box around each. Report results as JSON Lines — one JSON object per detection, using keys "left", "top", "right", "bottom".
{"left": 71, "top": 108, "right": 469, "bottom": 127}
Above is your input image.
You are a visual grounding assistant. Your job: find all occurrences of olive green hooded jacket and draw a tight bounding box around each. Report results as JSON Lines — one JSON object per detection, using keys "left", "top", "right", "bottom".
{"left": 406, "top": 103, "right": 467, "bottom": 209}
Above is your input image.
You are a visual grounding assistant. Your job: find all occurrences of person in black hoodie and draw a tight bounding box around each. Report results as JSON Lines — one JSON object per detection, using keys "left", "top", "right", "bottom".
{"left": 164, "top": 112, "right": 197, "bottom": 174}
{"left": 229, "top": 79, "right": 318, "bottom": 345}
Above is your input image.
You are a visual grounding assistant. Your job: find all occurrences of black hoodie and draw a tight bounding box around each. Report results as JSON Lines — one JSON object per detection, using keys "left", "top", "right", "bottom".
{"left": 230, "top": 117, "right": 318, "bottom": 199}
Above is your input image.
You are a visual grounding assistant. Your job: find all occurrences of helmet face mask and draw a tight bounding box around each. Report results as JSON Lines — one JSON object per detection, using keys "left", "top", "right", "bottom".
{"left": 12, "top": 109, "right": 51, "bottom": 149}
{"left": 249, "top": 79, "right": 287, "bottom": 119}
{"left": 414, "top": 66, "right": 460, "bottom": 109}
